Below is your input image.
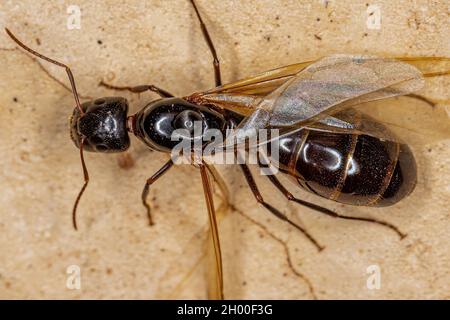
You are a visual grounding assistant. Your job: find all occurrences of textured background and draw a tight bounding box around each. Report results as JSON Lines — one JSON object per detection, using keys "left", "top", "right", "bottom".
{"left": 0, "top": 0, "right": 449, "bottom": 299}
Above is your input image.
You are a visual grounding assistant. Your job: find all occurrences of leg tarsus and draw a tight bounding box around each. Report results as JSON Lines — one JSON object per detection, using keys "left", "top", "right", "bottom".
{"left": 265, "top": 174, "right": 407, "bottom": 239}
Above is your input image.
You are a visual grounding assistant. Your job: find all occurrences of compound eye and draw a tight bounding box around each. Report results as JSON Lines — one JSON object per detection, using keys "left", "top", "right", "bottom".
{"left": 95, "top": 144, "right": 108, "bottom": 152}
{"left": 173, "top": 110, "right": 204, "bottom": 135}
{"left": 94, "top": 98, "right": 106, "bottom": 105}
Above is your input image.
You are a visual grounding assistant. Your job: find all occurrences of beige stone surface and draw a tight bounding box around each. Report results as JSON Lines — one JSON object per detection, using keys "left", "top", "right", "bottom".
{"left": 0, "top": 0, "right": 449, "bottom": 299}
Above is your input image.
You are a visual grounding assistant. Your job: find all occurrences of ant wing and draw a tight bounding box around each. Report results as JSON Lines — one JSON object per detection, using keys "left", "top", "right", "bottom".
{"left": 253, "top": 93, "right": 450, "bottom": 152}
{"left": 234, "top": 55, "right": 425, "bottom": 133}
{"left": 187, "top": 60, "right": 316, "bottom": 116}
{"left": 187, "top": 55, "right": 448, "bottom": 120}
{"left": 262, "top": 55, "right": 450, "bottom": 147}
{"left": 325, "top": 96, "right": 450, "bottom": 145}
{"left": 186, "top": 55, "right": 449, "bottom": 147}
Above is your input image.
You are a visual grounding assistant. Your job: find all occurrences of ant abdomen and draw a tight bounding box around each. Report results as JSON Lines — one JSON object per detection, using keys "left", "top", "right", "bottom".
{"left": 278, "top": 129, "right": 417, "bottom": 207}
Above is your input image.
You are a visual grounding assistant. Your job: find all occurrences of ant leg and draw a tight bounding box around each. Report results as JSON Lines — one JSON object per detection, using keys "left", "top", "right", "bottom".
{"left": 239, "top": 164, "right": 324, "bottom": 251}
{"left": 141, "top": 159, "right": 174, "bottom": 226}
{"left": 205, "top": 163, "right": 230, "bottom": 218}
{"left": 199, "top": 163, "right": 224, "bottom": 299}
{"left": 264, "top": 173, "right": 406, "bottom": 239}
{"left": 99, "top": 80, "right": 174, "bottom": 98}
{"left": 189, "top": 0, "right": 222, "bottom": 86}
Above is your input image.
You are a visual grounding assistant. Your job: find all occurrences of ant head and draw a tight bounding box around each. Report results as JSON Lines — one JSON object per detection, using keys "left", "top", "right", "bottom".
{"left": 5, "top": 27, "right": 133, "bottom": 230}
{"left": 70, "top": 97, "right": 130, "bottom": 153}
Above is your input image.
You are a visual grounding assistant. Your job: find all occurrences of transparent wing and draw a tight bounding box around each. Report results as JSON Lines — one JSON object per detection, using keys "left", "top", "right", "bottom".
{"left": 236, "top": 55, "right": 425, "bottom": 132}
{"left": 259, "top": 95, "right": 450, "bottom": 149}
{"left": 187, "top": 55, "right": 449, "bottom": 119}
{"left": 206, "top": 60, "right": 315, "bottom": 95}
{"left": 187, "top": 60, "right": 315, "bottom": 116}
{"left": 186, "top": 55, "right": 449, "bottom": 147}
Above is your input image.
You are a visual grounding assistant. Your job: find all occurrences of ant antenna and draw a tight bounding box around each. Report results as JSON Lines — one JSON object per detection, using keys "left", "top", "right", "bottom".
{"left": 4, "top": 28, "right": 84, "bottom": 115}
{"left": 72, "top": 138, "right": 89, "bottom": 230}
{"left": 5, "top": 28, "right": 89, "bottom": 230}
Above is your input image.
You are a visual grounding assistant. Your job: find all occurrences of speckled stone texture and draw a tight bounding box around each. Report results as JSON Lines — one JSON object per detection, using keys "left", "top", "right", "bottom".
{"left": 0, "top": 0, "right": 448, "bottom": 299}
